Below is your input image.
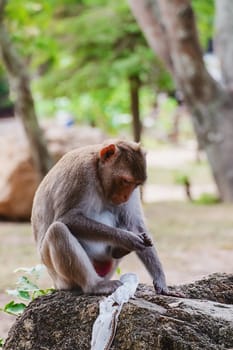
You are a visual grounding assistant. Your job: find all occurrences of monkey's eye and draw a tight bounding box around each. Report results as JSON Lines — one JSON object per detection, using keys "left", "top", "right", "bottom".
{"left": 121, "top": 178, "right": 131, "bottom": 185}
{"left": 122, "top": 179, "right": 129, "bottom": 184}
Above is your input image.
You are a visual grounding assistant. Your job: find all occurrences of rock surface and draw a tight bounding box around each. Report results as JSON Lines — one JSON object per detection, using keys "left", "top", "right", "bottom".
{"left": 3, "top": 273, "right": 233, "bottom": 350}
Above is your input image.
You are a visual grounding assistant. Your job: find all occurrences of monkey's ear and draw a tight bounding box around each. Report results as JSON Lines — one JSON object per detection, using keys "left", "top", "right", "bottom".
{"left": 100, "top": 144, "right": 116, "bottom": 162}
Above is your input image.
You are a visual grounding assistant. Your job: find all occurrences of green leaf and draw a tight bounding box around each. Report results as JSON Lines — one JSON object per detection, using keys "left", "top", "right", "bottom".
{"left": 18, "top": 290, "right": 31, "bottom": 300}
{"left": 4, "top": 301, "right": 26, "bottom": 315}
{"left": 7, "top": 288, "right": 30, "bottom": 300}
{"left": 31, "top": 288, "right": 54, "bottom": 300}
{"left": 0, "top": 337, "right": 4, "bottom": 347}
{"left": 116, "top": 267, "right": 121, "bottom": 276}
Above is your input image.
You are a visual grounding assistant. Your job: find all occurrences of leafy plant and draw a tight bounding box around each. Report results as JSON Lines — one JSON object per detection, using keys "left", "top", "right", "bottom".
{"left": 194, "top": 193, "right": 220, "bottom": 205}
{"left": 0, "top": 265, "right": 54, "bottom": 316}
{"left": 0, "top": 265, "right": 54, "bottom": 345}
{"left": 174, "top": 172, "right": 190, "bottom": 186}
{"left": 174, "top": 172, "right": 192, "bottom": 201}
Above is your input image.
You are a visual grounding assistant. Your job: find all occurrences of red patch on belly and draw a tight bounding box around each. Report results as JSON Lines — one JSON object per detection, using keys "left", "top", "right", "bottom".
{"left": 93, "top": 260, "right": 113, "bottom": 277}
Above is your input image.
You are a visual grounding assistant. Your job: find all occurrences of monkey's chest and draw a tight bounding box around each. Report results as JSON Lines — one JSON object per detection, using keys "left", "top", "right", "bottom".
{"left": 81, "top": 240, "right": 110, "bottom": 259}
{"left": 80, "top": 209, "right": 116, "bottom": 260}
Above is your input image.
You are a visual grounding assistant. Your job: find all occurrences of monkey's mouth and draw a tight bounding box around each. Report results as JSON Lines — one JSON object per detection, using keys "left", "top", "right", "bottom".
{"left": 111, "top": 196, "right": 128, "bottom": 205}
{"left": 93, "top": 259, "right": 113, "bottom": 277}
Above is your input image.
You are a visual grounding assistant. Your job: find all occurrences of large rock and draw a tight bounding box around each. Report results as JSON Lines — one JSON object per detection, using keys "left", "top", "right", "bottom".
{"left": 0, "top": 119, "right": 105, "bottom": 220}
{"left": 3, "top": 273, "right": 233, "bottom": 350}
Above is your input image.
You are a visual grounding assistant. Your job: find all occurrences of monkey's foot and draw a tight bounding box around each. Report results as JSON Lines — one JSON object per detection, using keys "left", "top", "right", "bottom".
{"left": 161, "top": 290, "right": 185, "bottom": 298}
{"left": 154, "top": 280, "right": 185, "bottom": 298}
{"left": 92, "top": 280, "right": 123, "bottom": 295}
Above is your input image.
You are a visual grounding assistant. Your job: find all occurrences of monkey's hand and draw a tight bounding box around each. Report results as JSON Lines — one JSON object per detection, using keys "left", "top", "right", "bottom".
{"left": 111, "top": 232, "right": 153, "bottom": 258}
{"left": 140, "top": 232, "right": 153, "bottom": 247}
{"left": 153, "top": 276, "right": 168, "bottom": 295}
{"left": 121, "top": 231, "right": 153, "bottom": 252}
{"left": 153, "top": 278, "right": 185, "bottom": 297}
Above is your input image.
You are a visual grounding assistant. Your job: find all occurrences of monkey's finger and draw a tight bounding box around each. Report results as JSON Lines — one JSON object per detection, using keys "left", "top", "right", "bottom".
{"left": 153, "top": 280, "right": 168, "bottom": 295}
{"left": 134, "top": 238, "right": 150, "bottom": 251}
{"left": 154, "top": 284, "right": 185, "bottom": 298}
{"left": 122, "top": 236, "right": 144, "bottom": 252}
{"left": 162, "top": 290, "right": 185, "bottom": 298}
{"left": 139, "top": 232, "right": 153, "bottom": 247}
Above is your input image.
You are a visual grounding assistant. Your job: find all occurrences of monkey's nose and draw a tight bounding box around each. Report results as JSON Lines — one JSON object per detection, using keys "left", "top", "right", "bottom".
{"left": 112, "top": 195, "right": 128, "bottom": 205}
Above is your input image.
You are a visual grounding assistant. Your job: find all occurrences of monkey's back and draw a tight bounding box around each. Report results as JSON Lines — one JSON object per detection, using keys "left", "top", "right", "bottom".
{"left": 31, "top": 144, "right": 101, "bottom": 244}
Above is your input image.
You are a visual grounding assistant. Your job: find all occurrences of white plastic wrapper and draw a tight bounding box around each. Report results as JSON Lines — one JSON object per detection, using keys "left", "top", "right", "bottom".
{"left": 91, "top": 273, "right": 139, "bottom": 350}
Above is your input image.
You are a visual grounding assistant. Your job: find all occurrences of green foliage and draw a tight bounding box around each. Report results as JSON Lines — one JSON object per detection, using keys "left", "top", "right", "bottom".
{"left": 0, "top": 76, "right": 12, "bottom": 109}
{"left": 3, "top": 0, "right": 172, "bottom": 132}
{"left": 35, "top": 0, "right": 171, "bottom": 128}
{"left": 0, "top": 265, "right": 54, "bottom": 317}
{"left": 194, "top": 193, "right": 220, "bottom": 205}
{"left": 192, "top": 0, "right": 214, "bottom": 48}
{"left": 2, "top": 0, "right": 214, "bottom": 132}
{"left": 155, "top": 96, "right": 178, "bottom": 134}
{"left": 174, "top": 172, "right": 190, "bottom": 186}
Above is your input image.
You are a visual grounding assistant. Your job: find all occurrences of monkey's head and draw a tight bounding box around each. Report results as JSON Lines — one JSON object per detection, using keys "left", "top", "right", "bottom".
{"left": 98, "top": 140, "right": 147, "bottom": 205}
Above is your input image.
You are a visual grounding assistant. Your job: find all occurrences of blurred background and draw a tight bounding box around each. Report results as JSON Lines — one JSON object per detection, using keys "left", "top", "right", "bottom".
{"left": 0, "top": 0, "right": 233, "bottom": 339}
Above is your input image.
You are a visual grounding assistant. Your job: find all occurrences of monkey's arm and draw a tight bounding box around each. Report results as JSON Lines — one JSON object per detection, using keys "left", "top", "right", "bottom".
{"left": 58, "top": 209, "right": 152, "bottom": 252}
{"left": 118, "top": 210, "right": 168, "bottom": 294}
{"left": 136, "top": 246, "right": 168, "bottom": 294}
{"left": 137, "top": 246, "right": 185, "bottom": 297}
{"left": 132, "top": 220, "right": 168, "bottom": 294}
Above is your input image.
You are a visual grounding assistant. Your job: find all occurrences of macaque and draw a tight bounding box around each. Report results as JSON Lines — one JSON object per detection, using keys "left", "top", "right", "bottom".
{"left": 31, "top": 140, "right": 168, "bottom": 295}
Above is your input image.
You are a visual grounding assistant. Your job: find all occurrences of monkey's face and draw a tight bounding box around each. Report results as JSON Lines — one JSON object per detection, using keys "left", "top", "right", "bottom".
{"left": 98, "top": 140, "right": 147, "bottom": 205}
{"left": 109, "top": 176, "right": 141, "bottom": 205}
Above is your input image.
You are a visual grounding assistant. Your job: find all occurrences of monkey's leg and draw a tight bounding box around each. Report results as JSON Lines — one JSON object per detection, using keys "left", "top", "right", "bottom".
{"left": 40, "top": 222, "right": 122, "bottom": 294}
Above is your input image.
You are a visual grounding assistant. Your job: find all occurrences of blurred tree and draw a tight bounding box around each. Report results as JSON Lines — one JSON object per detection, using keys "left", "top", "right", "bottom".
{"left": 128, "top": 0, "right": 233, "bottom": 202}
{"left": 3, "top": 0, "right": 173, "bottom": 141}
{"left": 0, "top": 0, "right": 53, "bottom": 179}
{"left": 0, "top": 71, "right": 13, "bottom": 117}
{"left": 37, "top": 0, "right": 172, "bottom": 141}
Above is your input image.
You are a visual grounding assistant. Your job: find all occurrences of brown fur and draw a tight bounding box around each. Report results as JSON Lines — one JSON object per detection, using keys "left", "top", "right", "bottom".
{"left": 31, "top": 140, "right": 168, "bottom": 295}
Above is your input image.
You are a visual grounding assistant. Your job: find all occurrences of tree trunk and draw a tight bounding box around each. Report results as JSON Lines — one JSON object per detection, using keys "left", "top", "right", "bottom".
{"left": 215, "top": 0, "right": 233, "bottom": 90}
{"left": 128, "top": 0, "right": 233, "bottom": 201}
{"left": 3, "top": 274, "right": 233, "bottom": 349}
{"left": 0, "top": 1, "right": 53, "bottom": 180}
{"left": 128, "top": 0, "right": 173, "bottom": 73}
{"left": 129, "top": 75, "right": 142, "bottom": 142}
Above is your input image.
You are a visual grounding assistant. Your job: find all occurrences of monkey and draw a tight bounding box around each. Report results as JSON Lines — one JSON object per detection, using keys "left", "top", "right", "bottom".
{"left": 31, "top": 139, "right": 169, "bottom": 295}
